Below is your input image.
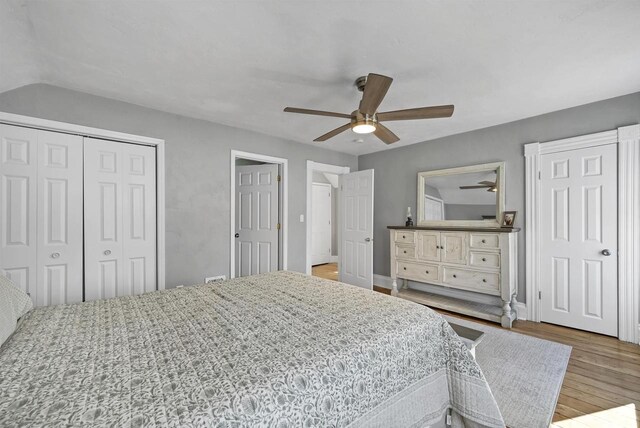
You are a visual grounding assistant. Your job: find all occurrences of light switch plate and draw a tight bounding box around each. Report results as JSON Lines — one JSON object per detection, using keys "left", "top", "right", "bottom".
{"left": 299, "top": 214, "right": 304, "bottom": 222}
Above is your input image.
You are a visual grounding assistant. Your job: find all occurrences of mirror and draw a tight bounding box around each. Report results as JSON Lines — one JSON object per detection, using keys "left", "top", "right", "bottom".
{"left": 417, "top": 162, "right": 505, "bottom": 227}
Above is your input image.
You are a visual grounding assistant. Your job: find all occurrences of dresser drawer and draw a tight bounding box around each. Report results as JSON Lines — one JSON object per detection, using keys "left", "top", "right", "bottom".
{"left": 395, "top": 245, "right": 416, "bottom": 259}
{"left": 395, "top": 231, "right": 415, "bottom": 244}
{"left": 469, "top": 251, "right": 500, "bottom": 269}
{"left": 469, "top": 233, "right": 500, "bottom": 249}
{"left": 397, "top": 261, "right": 439, "bottom": 283}
{"left": 442, "top": 267, "right": 500, "bottom": 294}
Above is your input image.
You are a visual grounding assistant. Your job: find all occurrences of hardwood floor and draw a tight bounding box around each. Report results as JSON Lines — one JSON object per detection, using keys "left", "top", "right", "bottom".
{"left": 312, "top": 263, "right": 640, "bottom": 427}
{"left": 312, "top": 262, "right": 338, "bottom": 281}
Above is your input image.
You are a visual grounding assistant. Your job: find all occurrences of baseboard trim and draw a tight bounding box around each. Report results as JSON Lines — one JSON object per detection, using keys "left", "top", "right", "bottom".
{"left": 373, "top": 274, "right": 393, "bottom": 289}
{"left": 515, "top": 302, "right": 527, "bottom": 321}
{"left": 329, "top": 255, "right": 338, "bottom": 263}
{"left": 373, "top": 274, "right": 527, "bottom": 320}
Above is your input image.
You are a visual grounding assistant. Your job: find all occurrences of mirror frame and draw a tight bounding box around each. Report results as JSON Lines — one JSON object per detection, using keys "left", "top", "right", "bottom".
{"left": 417, "top": 161, "right": 505, "bottom": 227}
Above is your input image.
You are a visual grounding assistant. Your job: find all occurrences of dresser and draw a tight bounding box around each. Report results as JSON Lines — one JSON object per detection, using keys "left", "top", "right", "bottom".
{"left": 388, "top": 226, "right": 519, "bottom": 328}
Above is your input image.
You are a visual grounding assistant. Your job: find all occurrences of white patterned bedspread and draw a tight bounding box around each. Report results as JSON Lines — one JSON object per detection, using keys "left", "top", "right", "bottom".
{"left": 0, "top": 271, "right": 504, "bottom": 427}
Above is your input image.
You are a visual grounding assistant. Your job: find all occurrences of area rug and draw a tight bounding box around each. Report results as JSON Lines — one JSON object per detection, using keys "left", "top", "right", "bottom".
{"left": 443, "top": 316, "right": 572, "bottom": 428}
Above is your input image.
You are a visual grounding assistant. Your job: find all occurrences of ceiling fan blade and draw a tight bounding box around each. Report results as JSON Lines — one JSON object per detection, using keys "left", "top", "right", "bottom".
{"left": 373, "top": 123, "right": 400, "bottom": 145}
{"left": 313, "top": 123, "right": 352, "bottom": 142}
{"left": 284, "top": 107, "right": 351, "bottom": 119}
{"left": 459, "top": 185, "right": 491, "bottom": 189}
{"left": 359, "top": 73, "right": 393, "bottom": 116}
{"left": 377, "top": 105, "right": 454, "bottom": 122}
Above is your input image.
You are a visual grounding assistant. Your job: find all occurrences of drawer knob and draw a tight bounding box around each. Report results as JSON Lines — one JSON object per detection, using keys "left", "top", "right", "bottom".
{"left": 453, "top": 274, "right": 457, "bottom": 278}
{"left": 403, "top": 267, "right": 407, "bottom": 270}
{"left": 482, "top": 279, "right": 487, "bottom": 282}
{"left": 402, "top": 235, "right": 406, "bottom": 239}
{"left": 482, "top": 257, "right": 487, "bottom": 262}
{"left": 403, "top": 250, "right": 407, "bottom": 254}
{"left": 425, "top": 270, "right": 429, "bottom": 274}
{"left": 51, "top": 252, "right": 60, "bottom": 259}
{"left": 481, "top": 239, "right": 486, "bottom": 243}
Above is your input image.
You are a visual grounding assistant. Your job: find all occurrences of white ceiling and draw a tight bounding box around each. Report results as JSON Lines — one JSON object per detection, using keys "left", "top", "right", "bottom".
{"left": 2, "top": 1, "right": 640, "bottom": 156}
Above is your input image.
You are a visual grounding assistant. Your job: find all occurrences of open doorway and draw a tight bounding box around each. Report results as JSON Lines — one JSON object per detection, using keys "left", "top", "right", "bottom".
{"left": 306, "top": 161, "right": 350, "bottom": 281}
{"left": 230, "top": 150, "right": 288, "bottom": 278}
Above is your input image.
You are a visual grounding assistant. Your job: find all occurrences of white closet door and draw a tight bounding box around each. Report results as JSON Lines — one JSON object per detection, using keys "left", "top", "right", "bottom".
{"left": 84, "top": 138, "right": 124, "bottom": 300}
{"left": 84, "top": 138, "right": 156, "bottom": 300}
{"left": 122, "top": 143, "right": 156, "bottom": 296}
{"left": 539, "top": 143, "right": 618, "bottom": 336}
{"left": 36, "top": 130, "right": 83, "bottom": 306}
{"left": 0, "top": 125, "right": 38, "bottom": 297}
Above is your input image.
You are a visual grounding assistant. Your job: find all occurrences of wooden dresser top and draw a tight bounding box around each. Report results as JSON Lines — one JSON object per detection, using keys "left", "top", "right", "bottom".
{"left": 387, "top": 225, "right": 521, "bottom": 233}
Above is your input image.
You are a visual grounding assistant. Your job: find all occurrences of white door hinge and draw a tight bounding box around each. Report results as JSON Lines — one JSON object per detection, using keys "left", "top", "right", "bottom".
{"left": 539, "top": 291, "right": 542, "bottom": 299}
{"left": 277, "top": 175, "right": 281, "bottom": 182}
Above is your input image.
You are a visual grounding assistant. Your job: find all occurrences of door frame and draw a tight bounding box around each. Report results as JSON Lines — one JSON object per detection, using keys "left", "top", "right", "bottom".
{"left": 525, "top": 124, "right": 640, "bottom": 343}
{"left": 0, "top": 111, "right": 167, "bottom": 290}
{"left": 305, "top": 161, "right": 350, "bottom": 275}
{"left": 230, "top": 150, "right": 288, "bottom": 278}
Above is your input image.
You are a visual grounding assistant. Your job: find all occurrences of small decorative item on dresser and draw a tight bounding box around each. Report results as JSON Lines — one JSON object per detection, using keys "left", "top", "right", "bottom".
{"left": 502, "top": 210, "right": 517, "bottom": 228}
{"left": 405, "top": 206, "right": 414, "bottom": 227}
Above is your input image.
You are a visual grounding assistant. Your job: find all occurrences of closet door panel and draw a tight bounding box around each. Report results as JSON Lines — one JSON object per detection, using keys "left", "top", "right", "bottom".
{"left": 84, "top": 138, "right": 124, "bottom": 300}
{"left": 0, "top": 125, "right": 38, "bottom": 298}
{"left": 122, "top": 144, "right": 156, "bottom": 295}
{"left": 37, "top": 130, "right": 83, "bottom": 306}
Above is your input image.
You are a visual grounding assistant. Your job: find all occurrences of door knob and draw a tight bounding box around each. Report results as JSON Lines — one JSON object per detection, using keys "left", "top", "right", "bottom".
{"left": 51, "top": 252, "right": 60, "bottom": 259}
{"left": 235, "top": 233, "right": 240, "bottom": 238}
{"left": 365, "top": 237, "right": 372, "bottom": 242}
{"left": 103, "top": 250, "right": 111, "bottom": 256}
{"left": 601, "top": 249, "right": 611, "bottom": 256}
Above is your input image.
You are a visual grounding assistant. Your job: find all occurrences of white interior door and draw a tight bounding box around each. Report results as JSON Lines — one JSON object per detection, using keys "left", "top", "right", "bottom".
{"left": 36, "top": 130, "right": 83, "bottom": 306}
{"left": 122, "top": 143, "right": 156, "bottom": 296}
{"left": 339, "top": 169, "right": 374, "bottom": 289}
{"left": 84, "top": 138, "right": 156, "bottom": 300}
{"left": 0, "top": 124, "right": 83, "bottom": 306}
{"left": 540, "top": 143, "right": 618, "bottom": 336}
{"left": 0, "top": 125, "right": 38, "bottom": 298}
{"left": 235, "top": 164, "right": 279, "bottom": 277}
{"left": 311, "top": 182, "right": 331, "bottom": 265}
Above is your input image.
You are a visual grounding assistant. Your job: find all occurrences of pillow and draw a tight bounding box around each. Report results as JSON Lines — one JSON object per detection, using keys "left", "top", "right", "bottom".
{"left": 0, "top": 274, "right": 33, "bottom": 347}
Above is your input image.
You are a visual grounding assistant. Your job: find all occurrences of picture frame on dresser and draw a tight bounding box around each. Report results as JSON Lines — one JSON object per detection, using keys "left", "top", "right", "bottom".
{"left": 501, "top": 210, "right": 517, "bottom": 227}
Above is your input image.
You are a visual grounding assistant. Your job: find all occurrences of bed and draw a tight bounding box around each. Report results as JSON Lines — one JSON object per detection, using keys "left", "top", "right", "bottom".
{"left": 0, "top": 271, "right": 504, "bottom": 427}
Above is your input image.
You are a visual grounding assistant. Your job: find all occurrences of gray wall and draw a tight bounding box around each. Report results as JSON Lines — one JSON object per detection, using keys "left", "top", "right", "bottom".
{"left": 0, "top": 84, "right": 357, "bottom": 287}
{"left": 358, "top": 91, "right": 640, "bottom": 303}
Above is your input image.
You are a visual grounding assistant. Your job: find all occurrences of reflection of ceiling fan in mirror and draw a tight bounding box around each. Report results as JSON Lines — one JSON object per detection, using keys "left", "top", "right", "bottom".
{"left": 283, "top": 73, "right": 454, "bottom": 145}
{"left": 459, "top": 181, "right": 497, "bottom": 192}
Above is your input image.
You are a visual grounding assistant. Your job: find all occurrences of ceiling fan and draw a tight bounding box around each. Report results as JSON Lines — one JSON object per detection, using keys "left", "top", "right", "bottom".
{"left": 459, "top": 181, "right": 497, "bottom": 192}
{"left": 283, "top": 73, "right": 454, "bottom": 144}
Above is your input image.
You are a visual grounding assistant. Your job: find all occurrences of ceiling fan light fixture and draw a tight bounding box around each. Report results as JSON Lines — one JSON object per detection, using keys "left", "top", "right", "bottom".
{"left": 352, "top": 122, "right": 376, "bottom": 134}
{"left": 351, "top": 113, "right": 377, "bottom": 134}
